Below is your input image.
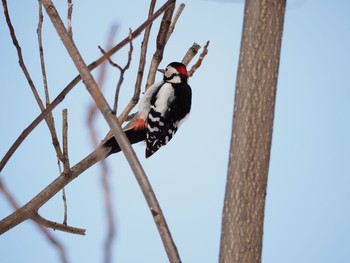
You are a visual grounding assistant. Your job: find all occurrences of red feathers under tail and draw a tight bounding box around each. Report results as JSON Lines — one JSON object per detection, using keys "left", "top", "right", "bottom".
{"left": 103, "top": 128, "right": 146, "bottom": 156}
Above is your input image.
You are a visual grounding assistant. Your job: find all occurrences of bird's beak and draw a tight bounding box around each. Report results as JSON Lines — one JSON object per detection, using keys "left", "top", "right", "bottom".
{"left": 157, "top": 69, "right": 165, "bottom": 74}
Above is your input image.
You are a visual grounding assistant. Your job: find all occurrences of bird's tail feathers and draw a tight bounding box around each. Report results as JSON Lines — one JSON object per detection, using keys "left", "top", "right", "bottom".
{"left": 103, "top": 128, "right": 146, "bottom": 156}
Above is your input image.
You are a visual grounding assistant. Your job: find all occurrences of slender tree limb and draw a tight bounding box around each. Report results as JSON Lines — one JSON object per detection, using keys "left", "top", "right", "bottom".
{"left": 67, "top": 0, "right": 73, "bottom": 37}
{"left": 188, "top": 40, "right": 209, "bottom": 77}
{"left": 113, "top": 30, "right": 133, "bottom": 115}
{"left": 98, "top": 29, "right": 133, "bottom": 115}
{"left": 37, "top": 2, "right": 50, "bottom": 107}
{"left": 33, "top": 213, "right": 85, "bottom": 235}
{"left": 100, "top": 162, "right": 115, "bottom": 263}
{"left": 61, "top": 108, "right": 69, "bottom": 226}
{"left": 146, "top": 1, "right": 175, "bottom": 88}
{"left": 62, "top": 187, "right": 68, "bottom": 225}
{"left": 117, "top": 0, "right": 156, "bottom": 126}
{"left": 181, "top": 42, "right": 201, "bottom": 66}
{"left": 0, "top": 0, "right": 175, "bottom": 172}
{"left": 3, "top": 0, "right": 45, "bottom": 112}
{"left": 62, "top": 109, "right": 70, "bottom": 173}
{"left": 166, "top": 3, "right": 185, "bottom": 42}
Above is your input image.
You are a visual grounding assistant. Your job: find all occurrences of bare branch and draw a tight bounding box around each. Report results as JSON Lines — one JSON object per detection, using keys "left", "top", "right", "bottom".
{"left": 61, "top": 108, "right": 69, "bottom": 226}
{"left": 166, "top": 3, "right": 185, "bottom": 42}
{"left": 33, "top": 213, "right": 85, "bottom": 235}
{"left": 117, "top": 0, "right": 156, "bottom": 125}
{"left": 3, "top": 0, "right": 45, "bottom": 112}
{"left": 98, "top": 29, "right": 133, "bottom": 115}
{"left": 113, "top": 29, "right": 133, "bottom": 114}
{"left": 62, "top": 109, "right": 70, "bottom": 172}
{"left": 146, "top": 1, "right": 175, "bottom": 89}
{"left": 0, "top": 0, "right": 175, "bottom": 172}
{"left": 188, "top": 40, "right": 210, "bottom": 77}
{"left": 67, "top": 0, "right": 73, "bottom": 37}
{"left": 37, "top": 2, "right": 50, "bottom": 106}
{"left": 101, "top": 163, "right": 114, "bottom": 263}
{"left": 62, "top": 187, "right": 68, "bottom": 225}
{"left": 181, "top": 42, "right": 201, "bottom": 66}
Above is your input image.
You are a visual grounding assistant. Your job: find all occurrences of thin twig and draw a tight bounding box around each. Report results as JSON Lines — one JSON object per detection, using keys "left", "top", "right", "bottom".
{"left": 33, "top": 213, "right": 85, "bottom": 235}
{"left": 166, "top": 3, "right": 185, "bottom": 42}
{"left": 62, "top": 187, "right": 68, "bottom": 225}
{"left": 114, "top": 29, "right": 133, "bottom": 114}
{"left": 98, "top": 29, "right": 133, "bottom": 115}
{"left": 37, "top": 2, "right": 50, "bottom": 106}
{"left": 0, "top": 0, "right": 175, "bottom": 172}
{"left": 62, "top": 109, "right": 70, "bottom": 172}
{"left": 67, "top": 0, "right": 73, "bottom": 37}
{"left": 181, "top": 42, "right": 201, "bottom": 66}
{"left": 188, "top": 41, "right": 210, "bottom": 77}
{"left": 62, "top": 109, "right": 69, "bottom": 225}
{"left": 146, "top": 1, "right": 176, "bottom": 89}
{"left": 117, "top": 0, "right": 156, "bottom": 125}
{"left": 56, "top": 158, "right": 68, "bottom": 226}
{"left": 101, "top": 164, "right": 115, "bottom": 263}
{"left": 115, "top": 29, "right": 133, "bottom": 115}
{"left": 3, "top": 0, "right": 45, "bottom": 112}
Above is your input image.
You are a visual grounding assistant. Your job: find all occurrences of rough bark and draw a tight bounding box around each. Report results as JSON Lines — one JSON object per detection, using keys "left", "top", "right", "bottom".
{"left": 219, "top": 1, "right": 286, "bottom": 263}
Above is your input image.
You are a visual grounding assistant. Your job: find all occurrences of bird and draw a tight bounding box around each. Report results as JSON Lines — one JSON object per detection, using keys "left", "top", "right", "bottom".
{"left": 103, "top": 62, "right": 192, "bottom": 158}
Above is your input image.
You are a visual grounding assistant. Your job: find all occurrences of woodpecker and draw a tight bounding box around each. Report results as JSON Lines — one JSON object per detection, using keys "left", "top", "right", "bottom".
{"left": 103, "top": 62, "right": 192, "bottom": 158}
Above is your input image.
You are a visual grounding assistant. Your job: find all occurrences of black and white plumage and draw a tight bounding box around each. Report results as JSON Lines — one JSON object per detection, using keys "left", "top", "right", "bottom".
{"left": 104, "top": 62, "right": 192, "bottom": 158}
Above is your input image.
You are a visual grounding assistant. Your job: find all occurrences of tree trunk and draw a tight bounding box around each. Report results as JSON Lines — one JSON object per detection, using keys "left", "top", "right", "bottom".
{"left": 219, "top": 1, "right": 286, "bottom": 263}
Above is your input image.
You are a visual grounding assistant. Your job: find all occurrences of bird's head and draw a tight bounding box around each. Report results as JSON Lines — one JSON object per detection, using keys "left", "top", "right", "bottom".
{"left": 158, "top": 62, "right": 188, "bottom": 83}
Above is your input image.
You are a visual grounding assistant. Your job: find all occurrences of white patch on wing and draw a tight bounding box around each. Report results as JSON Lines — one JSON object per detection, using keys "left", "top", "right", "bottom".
{"left": 154, "top": 83, "right": 174, "bottom": 116}
{"left": 138, "top": 80, "right": 163, "bottom": 119}
{"left": 148, "top": 114, "right": 160, "bottom": 122}
{"left": 147, "top": 124, "right": 159, "bottom": 132}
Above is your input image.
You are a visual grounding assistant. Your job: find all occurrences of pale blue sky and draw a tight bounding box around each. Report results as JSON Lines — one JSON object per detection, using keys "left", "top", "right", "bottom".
{"left": 1, "top": 1, "right": 350, "bottom": 263}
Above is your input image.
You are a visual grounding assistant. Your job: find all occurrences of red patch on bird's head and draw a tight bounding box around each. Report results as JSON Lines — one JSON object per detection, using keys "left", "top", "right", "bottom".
{"left": 168, "top": 62, "right": 188, "bottom": 79}
{"left": 175, "top": 65, "right": 188, "bottom": 78}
